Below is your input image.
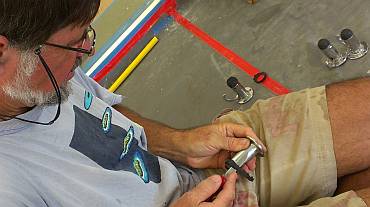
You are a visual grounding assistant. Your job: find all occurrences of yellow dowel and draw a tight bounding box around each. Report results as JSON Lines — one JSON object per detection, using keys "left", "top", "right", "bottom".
{"left": 109, "top": 37, "right": 159, "bottom": 92}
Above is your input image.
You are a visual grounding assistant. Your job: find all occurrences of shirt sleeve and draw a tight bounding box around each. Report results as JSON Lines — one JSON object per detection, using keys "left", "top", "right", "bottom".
{"left": 71, "top": 67, "right": 123, "bottom": 106}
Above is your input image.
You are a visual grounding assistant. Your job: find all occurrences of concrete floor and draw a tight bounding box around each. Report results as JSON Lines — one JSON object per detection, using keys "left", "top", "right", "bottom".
{"left": 113, "top": 0, "right": 370, "bottom": 129}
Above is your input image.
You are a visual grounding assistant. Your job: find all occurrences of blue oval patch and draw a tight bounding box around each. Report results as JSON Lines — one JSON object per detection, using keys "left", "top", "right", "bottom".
{"left": 102, "top": 107, "right": 112, "bottom": 133}
{"left": 84, "top": 91, "right": 93, "bottom": 110}
{"left": 133, "top": 151, "right": 149, "bottom": 183}
{"left": 120, "top": 126, "right": 135, "bottom": 160}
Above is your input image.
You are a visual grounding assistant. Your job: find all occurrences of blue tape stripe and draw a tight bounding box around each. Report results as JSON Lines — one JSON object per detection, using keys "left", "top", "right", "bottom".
{"left": 152, "top": 15, "right": 173, "bottom": 35}
{"left": 85, "top": 0, "right": 166, "bottom": 77}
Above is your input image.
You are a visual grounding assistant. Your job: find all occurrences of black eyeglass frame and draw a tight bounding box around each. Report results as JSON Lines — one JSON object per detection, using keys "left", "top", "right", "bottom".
{"left": 43, "top": 25, "right": 96, "bottom": 56}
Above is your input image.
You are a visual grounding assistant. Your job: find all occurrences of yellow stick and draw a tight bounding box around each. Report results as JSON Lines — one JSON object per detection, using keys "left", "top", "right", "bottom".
{"left": 109, "top": 37, "right": 159, "bottom": 92}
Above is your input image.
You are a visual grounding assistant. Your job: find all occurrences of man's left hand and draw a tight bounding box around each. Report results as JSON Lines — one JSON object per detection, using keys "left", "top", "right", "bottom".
{"left": 178, "top": 123, "right": 266, "bottom": 170}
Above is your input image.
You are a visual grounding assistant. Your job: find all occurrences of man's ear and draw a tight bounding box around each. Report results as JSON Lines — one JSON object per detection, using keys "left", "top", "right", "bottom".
{"left": 0, "top": 36, "right": 10, "bottom": 57}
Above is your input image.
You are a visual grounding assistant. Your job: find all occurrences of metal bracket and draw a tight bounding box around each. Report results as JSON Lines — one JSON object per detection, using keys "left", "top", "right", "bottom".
{"left": 223, "top": 77, "right": 254, "bottom": 104}
{"left": 340, "top": 29, "right": 368, "bottom": 60}
{"left": 223, "top": 87, "right": 254, "bottom": 104}
{"left": 318, "top": 38, "right": 347, "bottom": 68}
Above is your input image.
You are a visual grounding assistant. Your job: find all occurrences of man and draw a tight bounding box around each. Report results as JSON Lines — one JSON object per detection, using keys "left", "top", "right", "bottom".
{"left": 0, "top": 1, "right": 368, "bottom": 207}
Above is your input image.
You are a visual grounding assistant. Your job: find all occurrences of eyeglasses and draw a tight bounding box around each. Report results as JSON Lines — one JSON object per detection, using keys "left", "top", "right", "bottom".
{"left": 43, "top": 25, "right": 96, "bottom": 57}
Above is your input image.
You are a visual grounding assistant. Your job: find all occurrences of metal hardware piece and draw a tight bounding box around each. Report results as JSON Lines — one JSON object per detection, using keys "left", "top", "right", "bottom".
{"left": 340, "top": 29, "right": 368, "bottom": 60}
{"left": 318, "top": 38, "right": 347, "bottom": 68}
{"left": 225, "top": 136, "right": 265, "bottom": 181}
{"left": 223, "top": 77, "right": 254, "bottom": 104}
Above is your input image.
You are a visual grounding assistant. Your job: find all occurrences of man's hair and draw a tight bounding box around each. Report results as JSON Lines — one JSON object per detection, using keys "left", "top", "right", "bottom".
{"left": 0, "top": 0, "right": 100, "bottom": 50}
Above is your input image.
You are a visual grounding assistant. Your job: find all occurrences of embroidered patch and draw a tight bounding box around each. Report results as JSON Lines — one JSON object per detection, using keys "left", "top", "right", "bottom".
{"left": 102, "top": 107, "right": 112, "bottom": 133}
{"left": 84, "top": 91, "right": 93, "bottom": 110}
{"left": 120, "top": 126, "right": 134, "bottom": 160}
{"left": 133, "top": 151, "right": 149, "bottom": 183}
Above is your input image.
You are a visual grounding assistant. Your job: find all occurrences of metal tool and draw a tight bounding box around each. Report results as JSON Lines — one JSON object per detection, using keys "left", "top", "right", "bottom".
{"left": 206, "top": 136, "right": 264, "bottom": 201}
{"left": 318, "top": 38, "right": 347, "bottom": 68}
{"left": 223, "top": 77, "right": 254, "bottom": 104}
{"left": 340, "top": 28, "right": 368, "bottom": 60}
{"left": 206, "top": 137, "right": 264, "bottom": 202}
{"left": 224, "top": 136, "right": 265, "bottom": 181}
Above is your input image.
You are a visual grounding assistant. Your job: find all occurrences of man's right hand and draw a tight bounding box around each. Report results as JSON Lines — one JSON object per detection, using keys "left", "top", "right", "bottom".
{"left": 171, "top": 173, "right": 238, "bottom": 207}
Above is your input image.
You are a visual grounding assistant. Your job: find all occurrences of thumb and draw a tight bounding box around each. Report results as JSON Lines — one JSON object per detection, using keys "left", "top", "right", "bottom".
{"left": 190, "top": 175, "right": 222, "bottom": 203}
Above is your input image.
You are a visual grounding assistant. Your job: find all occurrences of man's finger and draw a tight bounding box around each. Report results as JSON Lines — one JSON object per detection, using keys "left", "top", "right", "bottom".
{"left": 190, "top": 175, "right": 222, "bottom": 203}
{"left": 242, "top": 157, "right": 256, "bottom": 172}
{"left": 224, "top": 124, "right": 267, "bottom": 152}
{"left": 225, "top": 123, "right": 257, "bottom": 138}
{"left": 213, "top": 172, "right": 237, "bottom": 206}
{"left": 246, "top": 157, "right": 257, "bottom": 171}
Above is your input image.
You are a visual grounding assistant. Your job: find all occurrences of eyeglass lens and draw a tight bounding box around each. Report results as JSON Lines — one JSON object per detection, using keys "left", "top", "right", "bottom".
{"left": 82, "top": 28, "right": 96, "bottom": 56}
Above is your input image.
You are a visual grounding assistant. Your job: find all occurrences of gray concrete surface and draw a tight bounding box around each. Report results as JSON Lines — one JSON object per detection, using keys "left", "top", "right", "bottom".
{"left": 115, "top": 0, "right": 370, "bottom": 129}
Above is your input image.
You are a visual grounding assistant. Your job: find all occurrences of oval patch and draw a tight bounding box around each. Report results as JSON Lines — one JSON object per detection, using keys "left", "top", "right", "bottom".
{"left": 120, "top": 126, "right": 135, "bottom": 160}
{"left": 133, "top": 151, "right": 149, "bottom": 183}
{"left": 102, "top": 107, "right": 112, "bottom": 133}
{"left": 84, "top": 91, "right": 93, "bottom": 110}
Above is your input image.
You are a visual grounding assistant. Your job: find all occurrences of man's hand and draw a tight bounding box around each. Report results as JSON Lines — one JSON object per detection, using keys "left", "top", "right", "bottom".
{"left": 179, "top": 123, "right": 266, "bottom": 170}
{"left": 171, "top": 173, "right": 238, "bottom": 207}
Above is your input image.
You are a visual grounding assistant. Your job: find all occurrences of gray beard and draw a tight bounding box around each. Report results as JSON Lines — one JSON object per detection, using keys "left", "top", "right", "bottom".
{"left": 1, "top": 49, "right": 73, "bottom": 106}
